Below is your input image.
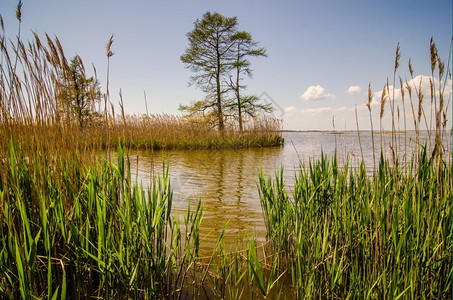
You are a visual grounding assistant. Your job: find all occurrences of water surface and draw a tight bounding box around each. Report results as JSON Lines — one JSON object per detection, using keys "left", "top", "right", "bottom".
{"left": 129, "top": 131, "right": 449, "bottom": 255}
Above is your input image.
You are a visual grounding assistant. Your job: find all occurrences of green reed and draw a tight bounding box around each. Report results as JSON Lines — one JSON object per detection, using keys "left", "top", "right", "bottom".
{"left": 0, "top": 142, "right": 204, "bottom": 299}
{"left": 197, "top": 229, "right": 285, "bottom": 300}
{"left": 259, "top": 148, "right": 451, "bottom": 298}
{"left": 258, "top": 39, "right": 452, "bottom": 299}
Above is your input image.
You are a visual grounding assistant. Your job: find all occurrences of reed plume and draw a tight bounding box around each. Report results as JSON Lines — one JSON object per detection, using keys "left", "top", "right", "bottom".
{"left": 367, "top": 83, "right": 376, "bottom": 170}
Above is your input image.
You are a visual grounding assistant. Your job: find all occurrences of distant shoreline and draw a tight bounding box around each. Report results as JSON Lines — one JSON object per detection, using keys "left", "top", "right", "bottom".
{"left": 280, "top": 130, "right": 447, "bottom": 134}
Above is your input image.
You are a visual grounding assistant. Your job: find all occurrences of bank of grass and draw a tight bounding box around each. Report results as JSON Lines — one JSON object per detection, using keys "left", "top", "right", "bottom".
{"left": 0, "top": 113, "right": 283, "bottom": 156}
{"left": 96, "top": 114, "right": 283, "bottom": 150}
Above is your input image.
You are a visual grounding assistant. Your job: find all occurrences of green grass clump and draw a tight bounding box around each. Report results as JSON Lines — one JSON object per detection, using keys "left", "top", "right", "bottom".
{"left": 0, "top": 142, "right": 203, "bottom": 299}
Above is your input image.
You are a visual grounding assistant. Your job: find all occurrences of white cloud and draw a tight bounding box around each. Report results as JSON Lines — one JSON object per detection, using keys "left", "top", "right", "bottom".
{"left": 338, "top": 105, "right": 360, "bottom": 112}
{"left": 283, "top": 74, "right": 452, "bottom": 130}
{"left": 301, "top": 85, "right": 335, "bottom": 101}
{"left": 347, "top": 86, "right": 362, "bottom": 95}
{"left": 370, "top": 75, "right": 452, "bottom": 109}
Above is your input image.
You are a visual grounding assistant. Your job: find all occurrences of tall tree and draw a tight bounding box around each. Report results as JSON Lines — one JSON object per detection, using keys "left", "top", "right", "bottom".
{"left": 180, "top": 12, "right": 238, "bottom": 133}
{"left": 227, "top": 31, "right": 270, "bottom": 132}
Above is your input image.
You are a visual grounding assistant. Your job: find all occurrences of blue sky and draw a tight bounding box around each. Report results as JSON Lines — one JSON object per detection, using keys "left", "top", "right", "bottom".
{"left": 1, "top": 0, "right": 452, "bottom": 130}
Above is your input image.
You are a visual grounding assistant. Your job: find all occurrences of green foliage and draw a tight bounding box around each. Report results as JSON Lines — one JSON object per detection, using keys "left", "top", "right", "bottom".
{"left": 181, "top": 11, "right": 238, "bottom": 132}
{"left": 227, "top": 31, "right": 269, "bottom": 132}
{"left": 59, "top": 55, "right": 102, "bottom": 128}
{"left": 0, "top": 142, "right": 203, "bottom": 299}
{"left": 259, "top": 150, "right": 452, "bottom": 298}
{"left": 180, "top": 12, "right": 272, "bottom": 132}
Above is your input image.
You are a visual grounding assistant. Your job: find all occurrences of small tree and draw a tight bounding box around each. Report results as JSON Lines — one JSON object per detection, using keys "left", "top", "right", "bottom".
{"left": 179, "top": 97, "right": 218, "bottom": 127}
{"left": 61, "top": 56, "right": 101, "bottom": 128}
{"left": 227, "top": 31, "right": 270, "bottom": 132}
{"left": 180, "top": 12, "right": 238, "bottom": 133}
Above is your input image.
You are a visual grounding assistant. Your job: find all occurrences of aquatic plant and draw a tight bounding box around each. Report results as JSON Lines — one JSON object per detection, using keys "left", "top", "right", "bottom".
{"left": 259, "top": 149, "right": 451, "bottom": 298}
{"left": 0, "top": 142, "right": 203, "bottom": 298}
{"left": 258, "top": 40, "right": 452, "bottom": 298}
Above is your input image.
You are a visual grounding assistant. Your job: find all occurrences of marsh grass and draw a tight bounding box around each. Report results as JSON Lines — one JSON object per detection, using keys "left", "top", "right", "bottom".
{"left": 258, "top": 40, "right": 452, "bottom": 299}
{"left": 0, "top": 142, "right": 206, "bottom": 298}
{"left": 94, "top": 113, "right": 283, "bottom": 151}
{"left": 259, "top": 150, "right": 451, "bottom": 298}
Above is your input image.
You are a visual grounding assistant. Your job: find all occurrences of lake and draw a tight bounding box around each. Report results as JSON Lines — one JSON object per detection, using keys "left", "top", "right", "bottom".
{"left": 128, "top": 131, "right": 449, "bottom": 256}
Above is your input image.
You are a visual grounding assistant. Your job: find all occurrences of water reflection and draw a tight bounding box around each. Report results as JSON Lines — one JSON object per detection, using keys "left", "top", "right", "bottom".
{"left": 130, "top": 146, "right": 286, "bottom": 253}
{"left": 129, "top": 131, "right": 450, "bottom": 255}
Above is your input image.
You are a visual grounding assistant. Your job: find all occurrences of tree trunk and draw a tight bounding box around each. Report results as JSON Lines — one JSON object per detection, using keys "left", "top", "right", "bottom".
{"left": 215, "top": 41, "right": 224, "bottom": 134}
{"left": 216, "top": 74, "right": 224, "bottom": 133}
{"left": 236, "top": 60, "right": 243, "bottom": 133}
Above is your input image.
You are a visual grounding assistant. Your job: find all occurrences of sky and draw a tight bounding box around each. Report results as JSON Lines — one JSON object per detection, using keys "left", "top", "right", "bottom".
{"left": 1, "top": 0, "right": 452, "bottom": 130}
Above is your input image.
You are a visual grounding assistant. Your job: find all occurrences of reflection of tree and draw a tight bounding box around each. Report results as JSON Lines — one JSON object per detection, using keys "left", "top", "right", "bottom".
{"left": 201, "top": 149, "right": 245, "bottom": 204}
{"left": 127, "top": 146, "right": 284, "bottom": 255}
{"left": 214, "top": 150, "right": 226, "bottom": 201}
{"left": 235, "top": 150, "right": 244, "bottom": 203}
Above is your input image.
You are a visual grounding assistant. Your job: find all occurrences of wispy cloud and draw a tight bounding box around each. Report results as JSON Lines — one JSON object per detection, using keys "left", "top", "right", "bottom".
{"left": 300, "top": 85, "right": 335, "bottom": 101}
{"left": 346, "top": 86, "right": 362, "bottom": 95}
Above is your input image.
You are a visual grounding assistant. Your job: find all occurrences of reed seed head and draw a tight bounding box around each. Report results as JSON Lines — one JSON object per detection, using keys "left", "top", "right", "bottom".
{"left": 417, "top": 81, "right": 423, "bottom": 122}
{"left": 430, "top": 38, "right": 438, "bottom": 73}
{"left": 0, "top": 15, "right": 4, "bottom": 31}
{"left": 394, "top": 41, "right": 401, "bottom": 73}
{"left": 16, "top": 1, "right": 22, "bottom": 22}
{"left": 106, "top": 34, "right": 114, "bottom": 58}
{"left": 399, "top": 76, "right": 405, "bottom": 101}
{"left": 380, "top": 84, "right": 387, "bottom": 119}
{"left": 408, "top": 58, "right": 414, "bottom": 77}
{"left": 405, "top": 79, "right": 412, "bottom": 98}
{"left": 366, "top": 82, "right": 372, "bottom": 111}
{"left": 429, "top": 77, "right": 434, "bottom": 103}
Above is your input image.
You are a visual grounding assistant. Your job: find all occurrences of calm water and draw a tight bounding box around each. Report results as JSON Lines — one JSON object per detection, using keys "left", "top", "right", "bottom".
{"left": 129, "top": 131, "right": 450, "bottom": 255}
